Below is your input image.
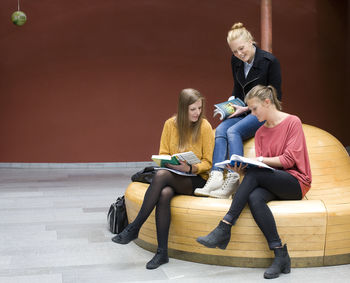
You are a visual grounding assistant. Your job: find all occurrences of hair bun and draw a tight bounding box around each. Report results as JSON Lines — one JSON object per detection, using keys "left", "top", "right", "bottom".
{"left": 231, "top": 22, "right": 244, "bottom": 30}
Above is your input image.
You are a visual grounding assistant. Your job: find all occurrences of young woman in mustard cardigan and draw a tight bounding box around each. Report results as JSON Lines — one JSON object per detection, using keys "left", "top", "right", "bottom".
{"left": 112, "top": 88, "right": 214, "bottom": 269}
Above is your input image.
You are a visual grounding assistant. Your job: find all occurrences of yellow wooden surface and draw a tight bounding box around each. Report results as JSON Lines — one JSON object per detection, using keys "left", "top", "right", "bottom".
{"left": 125, "top": 124, "right": 350, "bottom": 267}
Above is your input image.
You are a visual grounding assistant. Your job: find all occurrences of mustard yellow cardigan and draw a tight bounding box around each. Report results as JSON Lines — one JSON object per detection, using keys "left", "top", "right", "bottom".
{"left": 159, "top": 117, "right": 214, "bottom": 180}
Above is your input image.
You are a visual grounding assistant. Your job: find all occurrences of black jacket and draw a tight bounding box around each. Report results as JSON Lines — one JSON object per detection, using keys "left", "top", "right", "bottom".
{"left": 231, "top": 45, "right": 282, "bottom": 102}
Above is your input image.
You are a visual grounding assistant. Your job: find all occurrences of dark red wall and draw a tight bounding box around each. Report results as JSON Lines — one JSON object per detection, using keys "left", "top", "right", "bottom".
{"left": 273, "top": 0, "right": 348, "bottom": 146}
{"left": 0, "top": 0, "right": 348, "bottom": 162}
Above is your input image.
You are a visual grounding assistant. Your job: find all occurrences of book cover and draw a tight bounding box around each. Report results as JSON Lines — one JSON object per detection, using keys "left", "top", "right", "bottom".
{"left": 213, "top": 97, "right": 246, "bottom": 120}
{"left": 215, "top": 154, "right": 274, "bottom": 170}
{"left": 151, "top": 151, "right": 200, "bottom": 167}
{"left": 151, "top": 155, "right": 180, "bottom": 167}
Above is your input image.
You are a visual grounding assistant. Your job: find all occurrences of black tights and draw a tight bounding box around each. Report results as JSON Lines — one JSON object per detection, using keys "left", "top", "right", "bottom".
{"left": 223, "top": 167, "right": 302, "bottom": 249}
{"left": 132, "top": 169, "right": 201, "bottom": 251}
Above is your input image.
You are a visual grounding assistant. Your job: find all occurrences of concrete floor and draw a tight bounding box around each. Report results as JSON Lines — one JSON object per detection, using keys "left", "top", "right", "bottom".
{"left": 0, "top": 166, "right": 349, "bottom": 283}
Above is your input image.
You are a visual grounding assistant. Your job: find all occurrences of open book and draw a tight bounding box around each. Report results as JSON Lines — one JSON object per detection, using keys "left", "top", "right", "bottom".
{"left": 215, "top": 154, "right": 274, "bottom": 170}
{"left": 213, "top": 97, "right": 245, "bottom": 120}
{"left": 151, "top": 151, "right": 200, "bottom": 167}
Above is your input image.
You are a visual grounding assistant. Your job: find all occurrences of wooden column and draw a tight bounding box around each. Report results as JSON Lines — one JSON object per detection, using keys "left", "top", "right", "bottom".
{"left": 261, "top": 0, "right": 272, "bottom": 52}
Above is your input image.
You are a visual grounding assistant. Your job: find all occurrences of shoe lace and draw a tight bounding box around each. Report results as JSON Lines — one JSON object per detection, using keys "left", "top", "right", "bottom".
{"left": 221, "top": 173, "right": 237, "bottom": 190}
{"left": 207, "top": 174, "right": 213, "bottom": 182}
{"left": 221, "top": 178, "right": 230, "bottom": 190}
{"left": 202, "top": 171, "right": 217, "bottom": 188}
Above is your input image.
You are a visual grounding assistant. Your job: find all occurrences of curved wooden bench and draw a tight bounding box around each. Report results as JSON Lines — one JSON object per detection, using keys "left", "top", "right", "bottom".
{"left": 125, "top": 124, "right": 350, "bottom": 267}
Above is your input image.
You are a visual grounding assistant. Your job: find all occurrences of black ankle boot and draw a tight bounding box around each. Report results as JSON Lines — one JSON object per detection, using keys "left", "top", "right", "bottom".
{"left": 111, "top": 224, "right": 139, "bottom": 245}
{"left": 146, "top": 248, "right": 169, "bottom": 269}
{"left": 264, "top": 244, "right": 291, "bottom": 279}
{"left": 196, "top": 221, "right": 232, "bottom": 249}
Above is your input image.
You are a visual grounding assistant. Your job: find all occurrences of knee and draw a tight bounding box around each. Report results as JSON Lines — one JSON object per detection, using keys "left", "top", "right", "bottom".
{"left": 159, "top": 187, "right": 174, "bottom": 203}
{"left": 226, "top": 126, "right": 240, "bottom": 139}
{"left": 153, "top": 169, "right": 172, "bottom": 181}
{"left": 248, "top": 191, "right": 265, "bottom": 208}
{"left": 215, "top": 123, "right": 228, "bottom": 138}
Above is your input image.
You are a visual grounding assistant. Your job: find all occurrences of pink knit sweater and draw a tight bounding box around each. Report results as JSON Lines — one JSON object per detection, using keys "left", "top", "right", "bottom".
{"left": 255, "top": 115, "right": 312, "bottom": 197}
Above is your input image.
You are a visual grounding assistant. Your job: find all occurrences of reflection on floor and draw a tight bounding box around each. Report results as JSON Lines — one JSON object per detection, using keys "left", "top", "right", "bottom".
{"left": 0, "top": 167, "right": 349, "bottom": 283}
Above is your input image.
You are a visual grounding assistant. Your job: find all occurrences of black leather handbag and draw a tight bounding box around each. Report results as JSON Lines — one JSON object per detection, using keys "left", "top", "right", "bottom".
{"left": 107, "top": 196, "right": 128, "bottom": 234}
{"left": 131, "top": 166, "right": 158, "bottom": 184}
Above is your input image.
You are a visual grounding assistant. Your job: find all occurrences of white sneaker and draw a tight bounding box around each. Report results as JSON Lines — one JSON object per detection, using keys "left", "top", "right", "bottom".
{"left": 210, "top": 171, "right": 240, "bottom": 199}
{"left": 194, "top": 171, "right": 224, "bottom": 197}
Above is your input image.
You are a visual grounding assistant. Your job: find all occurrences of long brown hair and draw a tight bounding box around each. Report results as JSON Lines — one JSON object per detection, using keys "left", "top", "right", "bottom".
{"left": 176, "top": 88, "right": 205, "bottom": 151}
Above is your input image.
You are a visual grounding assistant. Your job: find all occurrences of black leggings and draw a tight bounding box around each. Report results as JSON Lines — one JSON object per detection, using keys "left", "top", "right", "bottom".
{"left": 223, "top": 167, "right": 302, "bottom": 249}
{"left": 131, "top": 169, "right": 206, "bottom": 251}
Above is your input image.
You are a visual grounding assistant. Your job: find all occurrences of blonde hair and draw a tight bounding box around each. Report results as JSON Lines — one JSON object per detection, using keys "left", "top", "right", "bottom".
{"left": 245, "top": 85, "right": 282, "bottom": 111}
{"left": 227, "top": 22, "right": 255, "bottom": 44}
{"left": 176, "top": 88, "right": 205, "bottom": 150}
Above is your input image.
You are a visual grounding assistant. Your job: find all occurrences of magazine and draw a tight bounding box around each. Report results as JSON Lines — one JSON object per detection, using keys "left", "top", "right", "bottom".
{"left": 215, "top": 154, "right": 274, "bottom": 170}
{"left": 213, "top": 97, "right": 246, "bottom": 120}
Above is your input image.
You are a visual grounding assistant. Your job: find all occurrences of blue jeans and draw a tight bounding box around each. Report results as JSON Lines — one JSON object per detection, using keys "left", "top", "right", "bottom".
{"left": 212, "top": 114, "right": 264, "bottom": 171}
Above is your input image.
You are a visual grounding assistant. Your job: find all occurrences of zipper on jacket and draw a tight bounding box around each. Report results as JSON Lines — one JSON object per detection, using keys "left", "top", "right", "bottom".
{"left": 238, "top": 76, "right": 260, "bottom": 96}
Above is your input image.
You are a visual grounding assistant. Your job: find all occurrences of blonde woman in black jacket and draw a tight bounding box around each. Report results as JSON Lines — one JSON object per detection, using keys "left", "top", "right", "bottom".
{"left": 195, "top": 22, "right": 282, "bottom": 199}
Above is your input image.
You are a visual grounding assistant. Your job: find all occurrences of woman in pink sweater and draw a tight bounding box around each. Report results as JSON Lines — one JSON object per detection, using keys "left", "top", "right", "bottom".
{"left": 196, "top": 85, "right": 311, "bottom": 279}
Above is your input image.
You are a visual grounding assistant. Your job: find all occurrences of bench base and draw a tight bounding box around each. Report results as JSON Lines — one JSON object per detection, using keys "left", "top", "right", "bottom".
{"left": 134, "top": 238, "right": 336, "bottom": 268}
{"left": 125, "top": 182, "right": 344, "bottom": 268}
